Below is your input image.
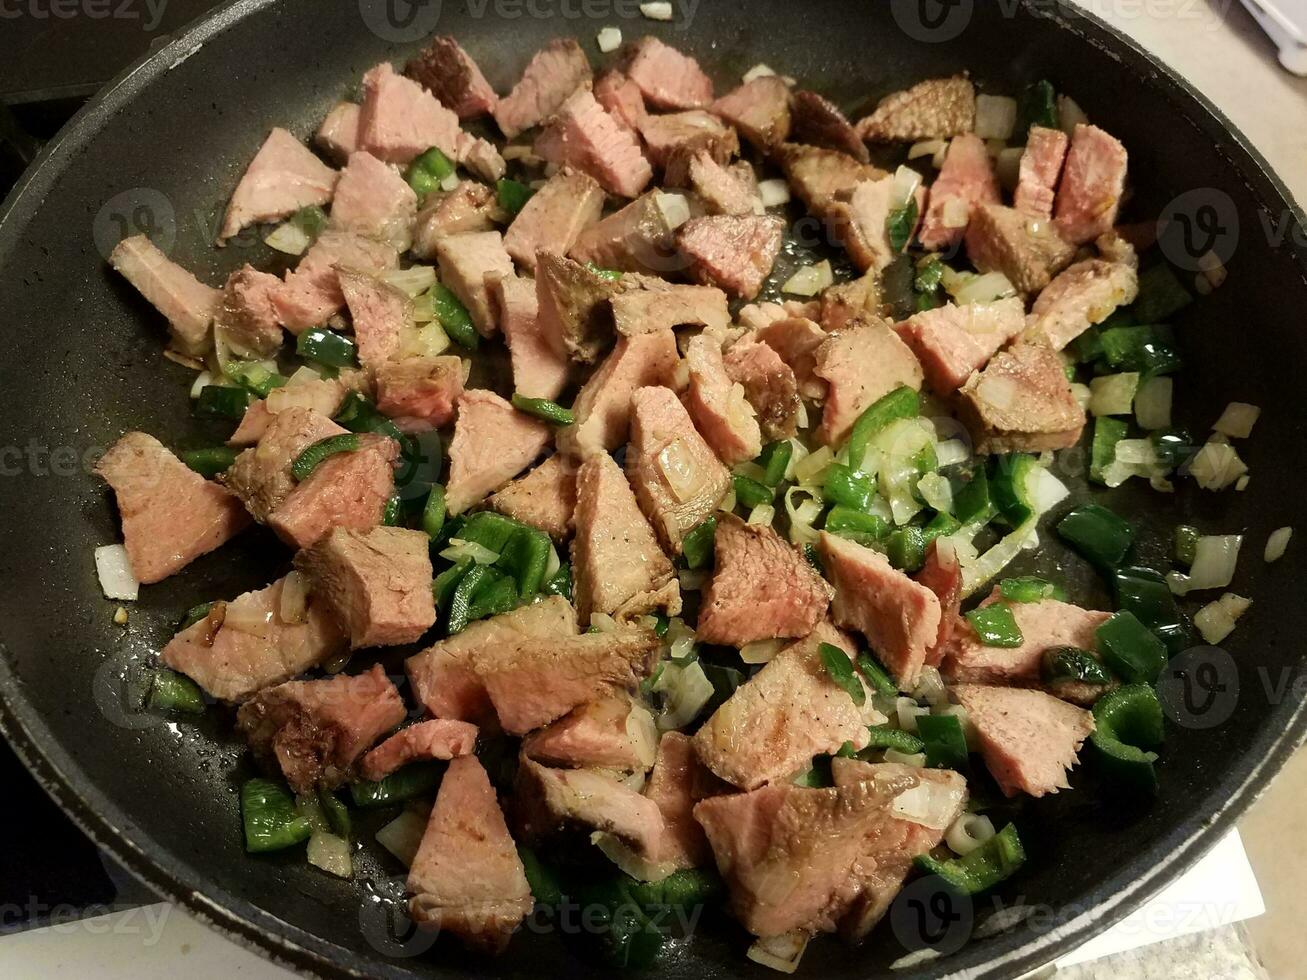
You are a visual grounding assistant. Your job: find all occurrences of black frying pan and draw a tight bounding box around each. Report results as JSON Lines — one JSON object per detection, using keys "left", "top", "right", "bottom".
{"left": 1, "top": 1, "right": 1305, "bottom": 977}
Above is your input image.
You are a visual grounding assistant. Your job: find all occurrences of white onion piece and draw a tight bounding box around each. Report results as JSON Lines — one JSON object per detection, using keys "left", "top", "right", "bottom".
{"left": 94, "top": 544, "right": 139, "bottom": 601}
{"left": 757, "top": 179, "right": 791, "bottom": 207}
{"left": 962, "top": 519, "right": 1037, "bottom": 597}
{"left": 917, "top": 472, "right": 953, "bottom": 514}
{"left": 625, "top": 704, "right": 659, "bottom": 769}
{"left": 596, "top": 26, "right": 622, "bottom": 52}
{"left": 592, "top": 831, "right": 677, "bottom": 882}
{"left": 911, "top": 666, "right": 947, "bottom": 707}
{"left": 1194, "top": 593, "right": 1251, "bottom": 644}
{"left": 439, "top": 172, "right": 460, "bottom": 192}
{"left": 939, "top": 196, "right": 971, "bottom": 229}
{"left": 793, "top": 445, "right": 833, "bottom": 485}
{"left": 1134, "top": 375, "right": 1173, "bottom": 430}
{"left": 666, "top": 618, "right": 697, "bottom": 661}
{"left": 780, "top": 260, "right": 834, "bottom": 297}
{"left": 1213, "top": 401, "right": 1260, "bottom": 438}
{"left": 784, "top": 485, "right": 823, "bottom": 546}
{"left": 1058, "top": 95, "right": 1089, "bottom": 135}
{"left": 890, "top": 165, "right": 922, "bottom": 210}
{"left": 895, "top": 697, "right": 930, "bottom": 733}
{"left": 380, "top": 266, "right": 436, "bottom": 298}
{"left": 278, "top": 571, "right": 308, "bottom": 625}
{"left": 784, "top": 437, "right": 810, "bottom": 480}
{"left": 1265, "top": 527, "right": 1293, "bottom": 563}
{"left": 747, "top": 503, "right": 775, "bottom": 526}
{"left": 264, "top": 221, "right": 311, "bottom": 256}
{"left": 975, "top": 95, "right": 1018, "bottom": 140}
{"left": 742, "top": 63, "right": 777, "bottom": 82}
{"left": 652, "top": 660, "right": 713, "bottom": 731}
{"left": 439, "top": 538, "right": 500, "bottom": 565}
{"left": 657, "top": 437, "right": 707, "bottom": 502}
{"left": 1189, "top": 441, "right": 1248, "bottom": 490}
{"left": 883, "top": 749, "right": 926, "bottom": 768}
{"left": 907, "top": 139, "right": 947, "bottom": 161}
{"left": 287, "top": 365, "right": 322, "bottom": 385}
{"left": 1089, "top": 372, "right": 1139, "bottom": 416}
{"left": 933, "top": 439, "right": 969, "bottom": 468}
{"left": 655, "top": 191, "right": 691, "bottom": 229}
{"left": 1167, "top": 534, "right": 1242, "bottom": 595}
{"left": 740, "top": 638, "right": 784, "bottom": 664}
{"left": 945, "top": 813, "right": 997, "bottom": 856}
{"left": 307, "top": 831, "right": 352, "bottom": 879}
{"left": 640, "top": 1, "right": 673, "bottom": 19}
{"left": 590, "top": 612, "right": 621, "bottom": 633}
{"left": 747, "top": 931, "right": 810, "bottom": 974}
{"left": 375, "top": 805, "right": 431, "bottom": 868}
{"left": 190, "top": 370, "right": 212, "bottom": 399}
{"left": 1024, "top": 464, "right": 1070, "bottom": 515}
{"left": 892, "top": 778, "right": 966, "bottom": 830}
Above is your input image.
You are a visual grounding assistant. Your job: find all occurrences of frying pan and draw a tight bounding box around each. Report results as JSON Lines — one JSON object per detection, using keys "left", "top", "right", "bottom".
{"left": 1, "top": 0, "right": 1305, "bottom": 977}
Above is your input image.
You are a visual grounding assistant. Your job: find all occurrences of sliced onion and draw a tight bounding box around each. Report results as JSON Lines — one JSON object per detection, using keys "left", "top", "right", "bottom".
{"left": 1213, "top": 401, "right": 1260, "bottom": 438}
{"left": 439, "top": 538, "right": 500, "bottom": 565}
{"left": 222, "top": 599, "right": 278, "bottom": 640}
{"left": 740, "top": 638, "right": 784, "bottom": 664}
{"left": 1189, "top": 441, "right": 1248, "bottom": 490}
{"left": 945, "top": 813, "right": 997, "bottom": 856}
{"left": 95, "top": 544, "right": 139, "bottom": 601}
{"left": 655, "top": 191, "right": 691, "bottom": 229}
{"left": 1265, "top": 527, "right": 1293, "bottom": 563}
{"left": 639, "top": 1, "right": 673, "bottom": 19}
{"left": 783, "top": 437, "right": 810, "bottom": 480}
{"left": 1194, "top": 593, "right": 1251, "bottom": 644}
{"left": 652, "top": 659, "right": 713, "bottom": 731}
{"left": 962, "top": 518, "right": 1037, "bottom": 597}
{"left": 945, "top": 269, "right": 1017, "bottom": 305}
{"left": 917, "top": 472, "right": 953, "bottom": 514}
{"left": 1058, "top": 95, "right": 1089, "bottom": 135}
{"left": 784, "top": 485, "right": 824, "bottom": 546}
{"left": 1024, "top": 464, "right": 1069, "bottom": 515}
{"left": 883, "top": 748, "right": 926, "bottom": 768}
{"left": 307, "top": 830, "right": 353, "bottom": 879}
{"left": 780, "top": 260, "right": 834, "bottom": 297}
{"left": 891, "top": 778, "right": 966, "bottom": 830}
{"left": 911, "top": 666, "right": 947, "bottom": 707}
{"left": 380, "top": 265, "right": 437, "bottom": 298}
{"left": 625, "top": 704, "right": 659, "bottom": 769}
{"left": 1167, "top": 534, "right": 1241, "bottom": 595}
{"left": 742, "top": 63, "right": 777, "bottom": 82}
{"left": 1134, "top": 375, "right": 1173, "bottom": 430}
{"left": 375, "top": 804, "right": 431, "bottom": 868}
{"left": 657, "top": 437, "right": 708, "bottom": 502}
{"left": 190, "top": 370, "right": 213, "bottom": 399}
{"left": 287, "top": 365, "right": 322, "bottom": 385}
{"left": 1088, "top": 372, "right": 1139, "bottom": 416}
{"left": 793, "top": 445, "right": 834, "bottom": 485}
{"left": 974, "top": 95, "right": 1018, "bottom": 140}
{"left": 665, "top": 617, "right": 697, "bottom": 661}
{"left": 890, "top": 165, "right": 922, "bottom": 210}
{"left": 746, "top": 503, "right": 775, "bottom": 526}
{"left": 895, "top": 696, "right": 930, "bottom": 733}
{"left": 596, "top": 26, "right": 622, "bottom": 52}
{"left": 908, "top": 139, "right": 947, "bottom": 161}
{"left": 279, "top": 571, "right": 308, "bottom": 625}
{"left": 590, "top": 612, "right": 621, "bottom": 633}
{"left": 757, "top": 179, "right": 791, "bottom": 207}
{"left": 592, "top": 831, "right": 677, "bottom": 882}
{"left": 265, "top": 221, "right": 312, "bottom": 256}
{"left": 747, "top": 931, "right": 810, "bottom": 974}
{"left": 934, "top": 438, "right": 970, "bottom": 468}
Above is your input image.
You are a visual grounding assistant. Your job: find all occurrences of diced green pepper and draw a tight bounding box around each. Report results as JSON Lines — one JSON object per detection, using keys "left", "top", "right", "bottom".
{"left": 915, "top": 823, "right": 1025, "bottom": 894}
{"left": 496, "top": 177, "right": 535, "bottom": 216}
{"left": 178, "top": 602, "right": 215, "bottom": 631}
{"left": 242, "top": 778, "right": 313, "bottom": 853}
{"left": 349, "top": 762, "right": 443, "bottom": 808}
{"left": 1096, "top": 610, "right": 1168, "bottom": 685}
{"left": 517, "top": 846, "right": 563, "bottom": 907}
{"left": 180, "top": 446, "right": 239, "bottom": 478}
{"left": 1174, "top": 524, "right": 1200, "bottom": 566}
{"left": 818, "top": 643, "right": 865, "bottom": 707}
{"left": 846, "top": 385, "right": 920, "bottom": 472}
{"left": 1114, "top": 565, "right": 1191, "bottom": 655}
{"left": 1150, "top": 429, "right": 1196, "bottom": 469}
{"left": 585, "top": 262, "right": 623, "bottom": 281}
{"left": 856, "top": 653, "right": 899, "bottom": 698}
{"left": 952, "top": 467, "right": 994, "bottom": 525}
{"left": 965, "top": 604, "right": 1024, "bottom": 648}
{"left": 756, "top": 440, "right": 793, "bottom": 488}
{"left": 1068, "top": 325, "right": 1104, "bottom": 365}
{"left": 1041, "top": 646, "right": 1112, "bottom": 687}
{"left": 317, "top": 790, "right": 352, "bottom": 838}
{"left": 430, "top": 283, "right": 479, "bottom": 350}
{"left": 290, "top": 204, "right": 328, "bottom": 240}
{"left": 1090, "top": 416, "right": 1128, "bottom": 484}
{"left": 914, "top": 253, "right": 945, "bottom": 293}
{"left": 422, "top": 485, "right": 447, "bottom": 541}
{"left": 433, "top": 560, "right": 472, "bottom": 611}
{"left": 1015, "top": 80, "right": 1059, "bottom": 139}
{"left": 1056, "top": 503, "right": 1134, "bottom": 571}
{"left": 466, "top": 570, "right": 520, "bottom": 621}
{"left": 864, "top": 725, "right": 925, "bottom": 754}
{"left": 225, "top": 360, "right": 288, "bottom": 398}
{"left": 446, "top": 563, "right": 494, "bottom": 633}
{"left": 458, "top": 511, "right": 522, "bottom": 553}
{"left": 296, "top": 327, "right": 359, "bottom": 368}
{"left": 887, "top": 526, "right": 926, "bottom": 573}
{"left": 922, "top": 511, "right": 962, "bottom": 545}
{"left": 988, "top": 454, "right": 1037, "bottom": 527}
{"left": 998, "top": 576, "right": 1067, "bottom": 603}
{"left": 1099, "top": 324, "right": 1182, "bottom": 375}
{"left": 1132, "top": 263, "right": 1193, "bottom": 324}
{"left": 917, "top": 713, "right": 969, "bottom": 770}
{"left": 825, "top": 506, "right": 891, "bottom": 545}
{"left": 500, "top": 526, "right": 551, "bottom": 600}
{"left": 886, "top": 196, "right": 919, "bottom": 253}
{"left": 823, "top": 463, "right": 876, "bottom": 511}
{"left": 682, "top": 517, "right": 717, "bottom": 570}
{"left": 193, "top": 384, "right": 252, "bottom": 420}
{"left": 381, "top": 492, "right": 402, "bottom": 526}
{"left": 1090, "top": 683, "right": 1164, "bottom": 794}
{"left": 405, "top": 146, "right": 455, "bottom": 196}
{"left": 291, "top": 433, "right": 361, "bottom": 481}
{"left": 147, "top": 669, "right": 205, "bottom": 715}
{"left": 733, "top": 473, "right": 773, "bottom": 510}
{"left": 510, "top": 393, "right": 574, "bottom": 425}
{"left": 542, "top": 562, "right": 572, "bottom": 600}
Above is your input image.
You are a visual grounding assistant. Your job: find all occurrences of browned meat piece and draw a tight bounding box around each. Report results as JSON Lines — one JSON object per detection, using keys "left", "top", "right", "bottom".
{"left": 411, "top": 182, "right": 497, "bottom": 259}
{"left": 488, "top": 454, "right": 578, "bottom": 541}
{"left": 493, "top": 37, "right": 592, "bottom": 138}
{"left": 814, "top": 317, "right": 923, "bottom": 446}
{"left": 407, "top": 756, "right": 533, "bottom": 954}
{"left": 95, "top": 432, "right": 249, "bottom": 583}
{"left": 855, "top": 76, "right": 975, "bottom": 142}
{"left": 475, "top": 629, "right": 660, "bottom": 734}
{"left": 270, "top": 229, "right": 398, "bottom": 333}
{"left": 916, "top": 540, "right": 963, "bottom": 667}
{"left": 818, "top": 532, "right": 941, "bottom": 688}
{"left": 1014, "top": 125, "right": 1069, "bottom": 221}
{"left": 893, "top": 297, "right": 1024, "bottom": 395}
{"left": 446, "top": 389, "right": 551, "bottom": 515}
{"left": 697, "top": 515, "right": 832, "bottom": 646}
{"left": 827, "top": 176, "right": 925, "bottom": 273}
{"left": 756, "top": 315, "right": 828, "bottom": 400}
{"left": 964, "top": 203, "right": 1077, "bottom": 294}
{"left": 557, "top": 330, "right": 680, "bottom": 457}
{"left": 405, "top": 35, "right": 498, "bottom": 120}
{"left": 360, "top": 719, "right": 478, "bottom": 781}
{"left": 534, "top": 250, "right": 623, "bottom": 364}
{"left": 623, "top": 36, "right": 713, "bottom": 110}
{"left": 792, "top": 90, "right": 869, "bottom": 162}
{"left": 374, "top": 355, "right": 465, "bottom": 433}
{"left": 223, "top": 407, "right": 347, "bottom": 522}
{"left": 108, "top": 235, "right": 220, "bottom": 356}
{"left": 711, "top": 75, "right": 792, "bottom": 151}
{"left": 819, "top": 271, "right": 882, "bottom": 332}
{"left": 236, "top": 663, "right": 406, "bottom": 792}
{"left": 828, "top": 759, "right": 967, "bottom": 942}
{"left": 568, "top": 191, "right": 677, "bottom": 275}
{"left": 219, "top": 127, "right": 338, "bottom": 243}
{"left": 676, "top": 214, "right": 784, "bottom": 300}
{"left": 337, "top": 268, "right": 411, "bottom": 368}
{"left": 594, "top": 69, "right": 648, "bottom": 134}
{"left": 692, "top": 767, "right": 914, "bottom": 938}
{"left": 1054, "top": 123, "right": 1128, "bottom": 245}
{"left": 572, "top": 452, "right": 679, "bottom": 624}
{"left": 683, "top": 334, "right": 762, "bottom": 465}
{"left": 534, "top": 89, "right": 652, "bottom": 198}
{"left": 643, "top": 731, "right": 724, "bottom": 869}
{"left": 294, "top": 526, "right": 435, "bottom": 649}
{"left": 314, "top": 102, "right": 360, "bottom": 164}
{"left": 329, "top": 150, "right": 418, "bottom": 251}
{"left": 775, "top": 143, "right": 884, "bottom": 218}
{"left": 433, "top": 230, "right": 514, "bottom": 337}
{"left": 958, "top": 342, "right": 1085, "bottom": 454}
{"left": 723, "top": 337, "right": 801, "bottom": 442}
{"left": 228, "top": 377, "right": 351, "bottom": 446}
{"left": 516, "top": 758, "right": 664, "bottom": 855}
{"left": 521, "top": 697, "right": 650, "bottom": 771}
{"left": 611, "top": 282, "right": 730, "bottom": 337}
{"left": 267, "top": 433, "right": 397, "bottom": 549}
{"left": 1022, "top": 256, "right": 1139, "bottom": 351}
{"left": 943, "top": 589, "right": 1111, "bottom": 694}
{"left": 637, "top": 110, "right": 739, "bottom": 181}
{"left": 494, "top": 274, "right": 569, "bottom": 401}
{"left": 162, "top": 574, "right": 347, "bottom": 703}
{"left": 952, "top": 684, "right": 1095, "bottom": 797}
{"left": 688, "top": 151, "right": 761, "bottom": 216}
{"left": 625, "top": 386, "right": 733, "bottom": 555}
{"left": 215, "top": 265, "right": 283, "bottom": 356}
{"left": 692, "top": 623, "right": 870, "bottom": 790}
{"left": 918, "top": 133, "right": 1000, "bottom": 251}
{"left": 503, "top": 169, "right": 605, "bottom": 271}
{"left": 406, "top": 596, "right": 578, "bottom": 724}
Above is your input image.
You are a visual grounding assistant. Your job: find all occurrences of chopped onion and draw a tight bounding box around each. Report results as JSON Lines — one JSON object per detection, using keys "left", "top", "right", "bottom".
{"left": 439, "top": 172, "right": 460, "bottom": 192}
{"left": 190, "top": 370, "right": 212, "bottom": 399}
{"left": 665, "top": 617, "right": 697, "bottom": 661}
{"left": 279, "top": 571, "right": 308, "bottom": 625}
{"left": 890, "top": 165, "right": 922, "bottom": 210}
{"left": 590, "top": 612, "right": 621, "bottom": 633}
{"left": 626, "top": 704, "right": 658, "bottom": 769}
{"left": 1236, "top": 475, "right": 1250, "bottom": 491}
{"left": 1058, "top": 95, "right": 1089, "bottom": 135}
{"left": 794, "top": 398, "right": 810, "bottom": 430}
{"left": 780, "top": 260, "right": 834, "bottom": 297}
{"left": 962, "top": 518, "right": 1037, "bottom": 597}
{"left": 655, "top": 191, "right": 691, "bottom": 229}
{"left": 974, "top": 95, "right": 1017, "bottom": 140}
{"left": 896, "top": 696, "right": 930, "bottom": 733}
{"left": 1194, "top": 593, "right": 1251, "bottom": 644}
{"left": 640, "top": 1, "right": 673, "bottom": 19}
{"left": 917, "top": 472, "right": 953, "bottom": 514}
{"left": 1167, "top": 534, "right": 1242, "bottom": 595}
{"left": 94, "top": 544, "right": 139, "bottom": 601}
{"left": 375, "top": 804, "right": 430, "bottom": 868}
{"left": 1265, "top": 527, "right": 1293, "bottom": 563}
{"left": 1189, "top": 441, "right": 1248, "bottom": 490}
{"left": 740, "top": 638, "right": 784, "bottom": 664}
{"left": 1198, "top": 250, "right": 1228, "bottom": 289}
{"left": 995, "top": 146, "right": 1024, "bottom": 191}
{"left": 747, "top": 931, "right": 810, "bottom": 974}
{"left": 944, "top": 268, "right": 1016, "bottom": 305}
{"left": 1088, "top": 372, "right": 1139, "bottom": 416}
{"left": 439, "top": 538, "right": 500, "bottom": 565}
{"left": 747, "top": 503, "right": 775, "bottom": 526}
{"left": 939, "top": 196, "right": 971, "bottom": 229}
{"left": 1134, "top": 375, "right": 1173, "bottom": 430}
{"left": 652, "top": 659, "right": 713, "bottom": 731}
{"left": 1213, "top": 401, "right": 1260, "bottom": 438}
{"left": 380, "top": 265, "right": 436, "bottom": 298}
{"left": 907, "top": 138, "right": 947, "bottom": 161}
{"left": 742, "top": 63, "right": 777, "bottom": 82}
{"left": 883, "top": 748, "right": 926, "bottom": 767}
{"left": 717, "top": 486, "right": 737, "bottom": 512}
{"left": 1069, "top": 382, "right": 1091, "bottom": 410}
{"left": 287, "top": 365, "right": 322, "bottom": 385}
{"left": 945, "top": 813, "right": 997, "bottom": 856}
{"left": 793, "top": 445, "right": 834, "bottom": 485}
{"left": 784, "top": 437, "right": 810, "bottom": 479}
{"left": 307, "top": 830, "right": 353, "bottom": 879}
{"left": 596, "top": 26, "right": 622, "bottom": 52}
{"left": 113, "top": 606, "right": 128, "bottom": 626}
{"left": 784, "top": 485, "right": 824, "bottom": 546}
{"left": 757, "top": 179, "right": 790, "bottom": 207}
{"left": 657, "top": 437, "right": 710, "bottom": 502}
{"left": 264, "top": 221, "right": 311, "bottom": 255}
{"left": 1024, "top": 463, "right": 1070, "bottom": 515}
{"left": 593, "top": 831, "right": 677, "bottom": 882}
{"left": 934, "top": 438, "right": 969, "bottom": 468}
{"left": 911, "top": 666, "right": 947, "bottom": 707}
{"left": 892, "top": 778, "right": 966, "bottom": 830}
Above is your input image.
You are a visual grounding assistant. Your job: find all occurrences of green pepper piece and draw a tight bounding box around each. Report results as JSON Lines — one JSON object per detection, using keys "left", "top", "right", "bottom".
{"left": 510, "top": 393, "right": 574, "bottom": 425}
{"left": 317, "top": 790, "right": 352, "bottom": 838}
{"left": 193, "top": 385, "right": 252, "bottom": 420}
{"left": 290, "top": 204, "right": 328, "bottom": 240}
{"left": 517, "top": 846, "right": 563, "bottom": 908}
{"left": 380, "top": 492, "right": 402, "bottom": 526}
{"left": 1132, "top": 263, "right": 1193, "bottom": 323}
{"left": 988, "top": 454, "right": 1037, "bottom": 527}
{"left": 241, "top": 778, "right": 313, "bottom": 853}
{"left": 917, "top": 713, "right": 969, "bottom": 770}
{"left": 296, "top": 327, "right": 359, "bottom": 368}
{"left": 466, "top": 570, "right": 520, "bottom": 622}
{"left": 1114, "top": 565, "right": 1192, "bottom": 655}
{"left": 225, "top": 360, "right": 289, "bottom": 398}
{"left": 147, "top": 669, "right": 206, "bottom": 715}
{"left": 855, "top": 653, "right": 899, "bottom": 698}
{"left": 1015, "top": 79, "right": 1059, "bottom": 139}
{"left": 863, "top": 725, "right": 925, "bottom": 754}
{"left": 1173, "top": 524, "right": 1200, "bottom": 566}
{"left": 585, "top": 262, "right": 623, "bottom": 281}
{"left": 291, "top": 433, "right": 361, "bottom": 481}
{"left": 823, "top": 462, "right": 876, "bottom": 511}
{"left": 1056, "top": 503, "right": 1134, "bottom": 572}
{"left": 458, "top": 511, "right": 523, "bottom": 553}
{"left": 349, "top": 761, "right": 443, "bottom": 808}
{"left": 405, "top": 146, "right": 455, "bottom": 196}
{"left": 422, "top": 485, "right": 447, "bottom": 541}
{"left": 433, "top": 560, "right": 472, "bottom": 611}
{"left": 681, "top": 517, "right": 717, "bottom": 570}
{"left": 1150, "top": 429, "right": 1197, "bottom": 469}
{"left": 756, "top": 440, "right": 793, "bottom": 488}
{"left": 1068, "top": 325, "right": 1104, "bottom": 365}
{"left": 542, "top": 563, "right": 572, "bottom": 600}
{"left": 446, "top": 563, "right": 494, "bottom": 633}
{"left": 178, "top": 602, "right": 215, "bottom": 631}
{"left": 818, "top": 643, "right": 866, "bottom": 707}
{"left": 922, "top": 511, "right": 962, "bottom": 545}
{"left": 914, "top": 823, "right": 1025, "bottom": 894}
{"left": 733, "top": 473, "right": 773, "bottom": 510}
{"left": 701, "top": 662, "right": 744, "bottom": 715}
{"left": 500, "top": 526, "right": 551, "bottom": 600}
{"left": 998, "top": 576, "right": 1067, "bottom": 603}
{"left": 1090, "top": 683, "right": 1163, "bottom": 794}
{"left": 965, "top": 604, "right": 1024, "bottom": 648}
{"left": 886, "top": 196, "right": 919, "bottom": 253}
{"left": 180, "top": 446, "right": 239, "bottom": 478}
{"left": 887, "top": 526, "right": 926, "bottom": 573}
{"left": 1099, "top": 324, "right": 1182, "bottom": 375}
{"left": 952, "top": 467, "right": 994, "bottom": 525}
{"left": 1090, "top": 416, "right": 1128, "bottom": 484}
{"left": 846, "top": 385, "right": 920, "bottom": 473}
{"left": 1096, "top": 610, "right": 1168, "bottom": 684}
{"left": 825, "top": 506, "right": 890, "bottom": 545}
{"left": 496, "top": 177, "right": 535, "bottom": 215}
{"left": 1041, "top": 646, "right": 1112, "bottom": 687}
{"left": 914, "top": 253, "right": 945, "bottom": 293}
{"left": 430, "top": 283, "right": 479, "bottom": 350}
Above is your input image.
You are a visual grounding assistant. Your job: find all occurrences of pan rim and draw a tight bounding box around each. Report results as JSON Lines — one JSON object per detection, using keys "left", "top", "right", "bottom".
{"left": 0, "top": 0, "right": 1304, "bottom": 978}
